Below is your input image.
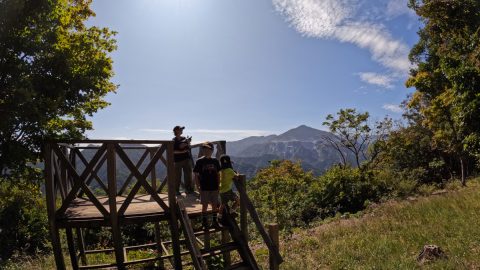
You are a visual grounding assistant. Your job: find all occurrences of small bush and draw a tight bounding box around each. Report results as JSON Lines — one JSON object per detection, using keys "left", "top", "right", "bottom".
{"left": 248, "top": 160, "right": 317, "bottom": 230}
{"left": 309, "top": 166, "right": 388, "bottom": 217}
{"left": 0, "top": 180, "right": 50, "bottom": 261}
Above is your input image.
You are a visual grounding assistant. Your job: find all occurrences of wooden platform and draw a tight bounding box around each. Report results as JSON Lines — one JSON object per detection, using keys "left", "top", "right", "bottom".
{"left": 58, "top": 193, "right": 211, "bottom": 227}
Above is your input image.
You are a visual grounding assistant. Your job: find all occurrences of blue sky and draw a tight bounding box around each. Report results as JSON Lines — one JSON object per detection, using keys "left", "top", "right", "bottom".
{"left": 85, "top": 0, "right": 421, "bottom": 142}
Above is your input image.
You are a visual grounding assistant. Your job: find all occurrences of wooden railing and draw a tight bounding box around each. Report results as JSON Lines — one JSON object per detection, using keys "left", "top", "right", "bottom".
{"left": 177, "top": 198, "right": 208, "bottom": 269}
{"left": 234, "top": 175, "right": 284, "bottom": 267}
{"left": 44, "top": 139, "right": 229, "bottom": 269}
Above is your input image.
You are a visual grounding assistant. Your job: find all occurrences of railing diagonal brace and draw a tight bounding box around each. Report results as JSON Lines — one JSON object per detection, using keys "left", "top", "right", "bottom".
{"left": 54, "top": 144, "right": 109, "bottom": 218}
{"left": 115, "top": 144, "right": 169, "bottom": 215}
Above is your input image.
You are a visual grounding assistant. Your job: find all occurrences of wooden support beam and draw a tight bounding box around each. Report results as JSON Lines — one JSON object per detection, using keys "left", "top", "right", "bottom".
{"left": 54, "top": 144, "right": 109, "bottom": 218}
{"left": 117, "top": 148, "right": 149, "bottom": 196}
{"left": 177, "top": 198, "right": 207, "bottom": 269}
{"left": 76, "top": 228, "right": 88, "bottom": 266}
{"left": 74, "top": 148, "right": 108, "bottom": 195}
{"left": 166, "top": 142, "right": 182, "bottom": 270}
{"left": 158, "top": 175, "right": 168, "bottom": 193}
{"left": 268, "top": 224, "right": 280, "bottom": 270}
{"left": 116, "top": 144, "right": 169, "bottom": 216}
{"left": 107, "top": 143, "right": 126, "bottom": 269}
{"left": 222, "top": 228, "right": 232, "bottom": 267}
{"left": 52, "top": 157, "right": 66, "bottom": 200}
{"left": 238, "top": 175, "right": 248, "bottom": 241}
{"left": 61, "top": 146, "right": 69, "bottom": 199}
{"left": 223, "top": 211, "right": 260, "bottom": 270}
{"left": 234, "top": 176, "right": 283, "bottom": 264}
{"left": 45, "top": 143, "right": 66, "bottom": 270}
{"left": 151, "top": 149, "right": 165, "bottom": 270}
{"left": 66, "top": 228, "right": 79, "bottom": 270}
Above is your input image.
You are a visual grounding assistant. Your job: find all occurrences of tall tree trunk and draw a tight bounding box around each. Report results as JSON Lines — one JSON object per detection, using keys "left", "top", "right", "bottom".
{"left": 354, "top": 153, "right": 361, "bottom": 169}
{"left": 460, "top": 156, "right": 466, "bottom": 186}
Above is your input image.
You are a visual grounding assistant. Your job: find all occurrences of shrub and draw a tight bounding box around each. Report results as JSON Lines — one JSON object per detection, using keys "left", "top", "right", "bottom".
{"left": 0, "top": 180, "right": 50, "bottom": 261}
{"left": 309, "top": 166, "right": 388, "bottom": 217}
{"left": 248, "top": 160, "right": 317, "bottom": 230}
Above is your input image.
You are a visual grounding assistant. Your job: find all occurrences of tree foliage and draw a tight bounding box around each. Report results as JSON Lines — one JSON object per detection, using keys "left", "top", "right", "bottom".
{"left": 406, "top": 0, "right": 480, "bottom": 184}
{"left": 248, "top": 160, "right": 317, "bottom": 230}
{"left": 0, "top": 178, "right": 50, "bottom": 261}
{"left": 323, "top": 108, "right": 392, "bottom": 169}
{"left": 0, "top": 0, "right": 117, "bottom": 175}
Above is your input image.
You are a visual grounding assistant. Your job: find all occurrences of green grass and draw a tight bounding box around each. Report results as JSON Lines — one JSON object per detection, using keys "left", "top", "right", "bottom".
{"left": 277, "top": 179, "right": 480, "bottom": 269}
{"left": 4, "top": 180, "right": 480, "bottom": 269}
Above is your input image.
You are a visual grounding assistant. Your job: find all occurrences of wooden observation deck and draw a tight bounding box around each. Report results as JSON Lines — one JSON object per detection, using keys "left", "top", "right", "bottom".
{"left": 44, "top": 140, "right": 282, "bottom": 270}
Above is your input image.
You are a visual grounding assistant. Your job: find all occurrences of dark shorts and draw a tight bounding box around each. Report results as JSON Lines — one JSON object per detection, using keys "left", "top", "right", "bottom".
{"left": 220, "top": 190, "right": 238, "bottom": 205}
{"left": 200, "top": 190, "right": 219, "bottom": 205}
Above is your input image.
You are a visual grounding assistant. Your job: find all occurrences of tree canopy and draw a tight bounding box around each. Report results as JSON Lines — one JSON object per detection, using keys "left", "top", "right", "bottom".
{"left": 0, "top": 0, "right": 117, "bottom": 176}
{"left": 406, "top": 0, "right": 480, "bottom": 184}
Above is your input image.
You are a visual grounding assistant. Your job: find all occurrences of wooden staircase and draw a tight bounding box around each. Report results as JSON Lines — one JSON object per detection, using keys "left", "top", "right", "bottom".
{"left": 177, "top": 199, "right": 260, "bottom": 270}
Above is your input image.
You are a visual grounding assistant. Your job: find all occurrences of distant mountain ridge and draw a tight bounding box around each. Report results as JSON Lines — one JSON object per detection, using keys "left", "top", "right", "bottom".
{"left": 78, "top": 125, "right": 351, "bottom": 190}
{"left": 227, "top": 125, "right": 352, "bottom": 177}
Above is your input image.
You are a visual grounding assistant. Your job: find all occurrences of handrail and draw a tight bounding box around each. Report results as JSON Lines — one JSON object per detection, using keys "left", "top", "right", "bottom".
{"left": 234, "top": 176, "right": 284, "bottom": 265}
{"left": 177, "top": 198, "right": 207, "bottom": 270}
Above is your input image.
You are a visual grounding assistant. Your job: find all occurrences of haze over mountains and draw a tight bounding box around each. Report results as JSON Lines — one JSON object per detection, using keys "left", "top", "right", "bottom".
{"left": 228, "top": 125, "right": 352, "bottom": 177}
{"left": 78, "top": 125, "right": 351, "bottom": 191}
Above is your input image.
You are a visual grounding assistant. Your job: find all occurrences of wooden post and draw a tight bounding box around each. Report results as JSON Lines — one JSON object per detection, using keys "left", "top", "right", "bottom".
{"left": 66, "top": 228, "right": 79, "bottom": 270}
{"left": 151, "top": 148, "right": 165, "bottom": 269}
{"left": 45, "top": 143, "right": 66, "bottom": 270}
{"left": 167, "top": 142, "right": 182, "bottom": 270}
{"left": 238, "top": 174, "right": 248, "bottom": 241}
{"left": 220, "top": 140, "right": 226, "bottom": 155}
{"left": 150, "top": 148, "right": 157, "bottom": 191}
{"left": 69, "top": 149, "right": 76, "bottom": 197}
{"left": 107, "top": 143, "right": 126, "bottom": 269}
{"left": 61, "top": 146, "right": 69, "bottom": 198}
{"left": 267, "top": 224, "right": 280, "bottom": 270}
{"left": 221, "top": 229, "right": 232, "bottom": 266}
{"left": 76, "top": 228, "right": 87, "bottom": 265}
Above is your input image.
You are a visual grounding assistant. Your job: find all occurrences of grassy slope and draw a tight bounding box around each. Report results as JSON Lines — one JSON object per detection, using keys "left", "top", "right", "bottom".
{"left": 275, "top": 179, "right": 480, "bottom": 269}
{"left": 4, "top": 180, "right": 480, "bottom": 269}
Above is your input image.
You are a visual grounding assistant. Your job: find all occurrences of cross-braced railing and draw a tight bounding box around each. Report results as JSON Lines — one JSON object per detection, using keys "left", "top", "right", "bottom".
{"left": 44, "top": 139, "right": 227, "bottom": 270}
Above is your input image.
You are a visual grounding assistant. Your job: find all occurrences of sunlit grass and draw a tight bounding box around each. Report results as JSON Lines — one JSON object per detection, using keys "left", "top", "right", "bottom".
{"left": 278, "top": 179, "right": 480, "bottom": 269}
{"left": 5, "top": 179, "right": 480, "bottom": 269}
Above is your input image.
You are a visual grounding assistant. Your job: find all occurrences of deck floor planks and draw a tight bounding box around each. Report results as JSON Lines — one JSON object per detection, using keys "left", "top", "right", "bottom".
{"left": 59, "top": 193, "right": 210, "bottom": 226}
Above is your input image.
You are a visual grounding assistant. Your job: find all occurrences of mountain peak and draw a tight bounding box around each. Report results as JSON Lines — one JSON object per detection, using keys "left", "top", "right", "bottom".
{"left": 275, "top": 125, "right": 330, "bottom": 142}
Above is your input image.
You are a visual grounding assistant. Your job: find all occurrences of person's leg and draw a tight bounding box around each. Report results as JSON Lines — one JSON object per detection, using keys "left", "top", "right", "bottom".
{"left": 218, "top": 194, "right": 225, "bottom": 221}
{"left": 232, "top": 192, "right": 240, "bottom": 211}
{"left": 183, "top": 160, "right": 194, "bottom": 193}
{"left": 211, "top": 191, "right": 220, "bottom": 227}
{"left": 200, "top": 190, "right": 209, "bottom": 228}
{"left": 174, "top": 162, "right": 182, "bottom": 194}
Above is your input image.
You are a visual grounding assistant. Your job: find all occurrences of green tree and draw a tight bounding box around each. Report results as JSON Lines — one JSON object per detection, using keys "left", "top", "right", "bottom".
{"left": 0, "top": 0, "right": 116, "bottom": 261}
{"left": 406, "top": 0, "right": 480, "bottom": 185}
{"left": 323, "top": 108, "right": 392, "bottom": 169}
{"left": 0, "top": 0, "right": 117, "bottom": 176}
{"left": 248, "top": 160, "right": 317, "bottom": 230}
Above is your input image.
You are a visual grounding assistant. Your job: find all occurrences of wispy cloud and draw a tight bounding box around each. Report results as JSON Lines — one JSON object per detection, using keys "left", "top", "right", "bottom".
{"left": 140, "top": 128, "right": 272, "bottom": 140}
{"left": 382, "top": 103, "right": 402, "bottom": 113}
{"left": 358, "top": 72, "right": 394, "bottom": 88}
{"left": 386, "top": 0, "right": 415, "bottom": 19}
{"left": 273, "top": 0, "right": 412, "bottom": 75}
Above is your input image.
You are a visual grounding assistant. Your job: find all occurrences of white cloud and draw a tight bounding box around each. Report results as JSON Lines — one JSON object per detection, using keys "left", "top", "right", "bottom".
{"left": 358, "top": 72, "right": 394, "bottom": 88}
{"left": 386, "top": 0, "right": 415, "bottom": 18}
{"left": 273, "top": 0, "right": 412, "bottom": 73}
{"left": 140, "top": 128, "right": 272, "bottom": 141}
{"left": 382, "top": 103, "right": 402, "bottom": 113}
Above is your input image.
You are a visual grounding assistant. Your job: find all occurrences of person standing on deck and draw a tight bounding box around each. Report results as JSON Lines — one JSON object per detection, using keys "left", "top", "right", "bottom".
{"left": 172, "top": 126, "right": 194, "bottom": 195}
{"left": 193, "top": 142, "right": 221, "bottom": 228}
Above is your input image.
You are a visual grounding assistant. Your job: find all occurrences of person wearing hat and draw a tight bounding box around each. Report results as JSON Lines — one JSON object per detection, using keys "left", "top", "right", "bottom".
{"left": 172, "top": 126, "right": 194, "bottom": 195}
{"left": 193, "top": 142, "right": 221, "bottom": 228}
